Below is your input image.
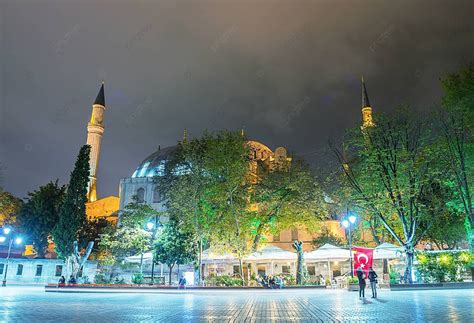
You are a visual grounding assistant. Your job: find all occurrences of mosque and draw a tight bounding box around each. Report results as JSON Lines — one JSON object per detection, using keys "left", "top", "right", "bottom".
{"left": 84, "top": 78, "right": 375, "bottom": 255}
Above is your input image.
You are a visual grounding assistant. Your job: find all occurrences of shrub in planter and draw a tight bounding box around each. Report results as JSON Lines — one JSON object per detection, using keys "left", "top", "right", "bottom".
{"left": 205, "top": 275, "right": 243, "bottom": 286}
{"left": 132, "top": 273, "right": 145, "bottom": 285}
{"left": 389, "top": 270, "right": 398, "bottom": 284}
{"left": 81, "top": 275, "right": 91, "bottom": 284}
{"left": 347, "top": 276, "right": 359, "bottom": 285}
{"left": 416, "top": 251, "right": 473, "bottom": 283}
{"left": 94, "top": 273, "right": 111, "bottom": 284}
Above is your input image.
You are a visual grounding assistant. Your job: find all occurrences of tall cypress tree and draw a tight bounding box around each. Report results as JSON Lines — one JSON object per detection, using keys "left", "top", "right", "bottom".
{"left": 52, "top": 145, "right": 91, "bottom": 259}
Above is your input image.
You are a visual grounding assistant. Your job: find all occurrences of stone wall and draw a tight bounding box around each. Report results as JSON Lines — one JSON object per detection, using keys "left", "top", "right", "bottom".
{"left": 0, "top": 258, "right": 98, "bottom": 285}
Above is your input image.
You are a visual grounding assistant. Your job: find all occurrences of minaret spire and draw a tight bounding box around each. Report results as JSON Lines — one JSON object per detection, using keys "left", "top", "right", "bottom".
{"left": 361, "top": 75, "right": 374, "bottom": 129}
{"left": 86, "top": 83, "right": 107, "bottom": 202}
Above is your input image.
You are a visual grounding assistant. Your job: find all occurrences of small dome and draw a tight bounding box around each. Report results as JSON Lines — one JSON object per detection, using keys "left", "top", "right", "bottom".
{"left": 132, "top": 146, "right": 177, "bottom": 178}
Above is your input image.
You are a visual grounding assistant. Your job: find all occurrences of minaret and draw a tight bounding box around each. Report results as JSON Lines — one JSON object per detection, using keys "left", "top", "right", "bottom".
{"left": 361, "top": 76, "right": 375, "bottom": 129}
{"left": 86, "top": 83, "right": 106, "bottom": 202}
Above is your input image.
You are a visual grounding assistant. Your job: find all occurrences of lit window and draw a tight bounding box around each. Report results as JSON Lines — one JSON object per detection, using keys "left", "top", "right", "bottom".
{"left": 136, "top": 188, "right": 145, "bottom": 203}
{"left": 55, "top": 265, "right": 63, "bottom": 277}
{"left": 282, "top": 265, "right": 290, "bottom": 274}
{"left": 36, "top": 265, "right": 43, "bottom": 276}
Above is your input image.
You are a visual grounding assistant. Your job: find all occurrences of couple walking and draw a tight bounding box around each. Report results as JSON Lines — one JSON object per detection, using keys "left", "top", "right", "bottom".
{"left": 356, "top": 266, "right": 378, "bottom": 299}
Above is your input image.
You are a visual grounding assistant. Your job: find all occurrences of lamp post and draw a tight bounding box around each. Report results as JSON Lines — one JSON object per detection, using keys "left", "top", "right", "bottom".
{"left": 146, "top": 217, "right": 161, "bottom": 285}
{"left": 1, "top": 227, "right": 23, "bottom": 287}
{"left": 341, "top": 211, "right": 357, "bottom": 277}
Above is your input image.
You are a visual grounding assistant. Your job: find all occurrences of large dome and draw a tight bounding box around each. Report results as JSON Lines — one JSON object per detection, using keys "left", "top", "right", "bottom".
{"left": 132, "top": 146, "right": 177, "bottom": 178}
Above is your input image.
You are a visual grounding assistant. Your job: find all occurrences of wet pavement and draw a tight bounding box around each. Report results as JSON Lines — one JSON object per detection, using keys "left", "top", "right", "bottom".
{"left": 0, "top": 286, "right": 472, "bottom": 322}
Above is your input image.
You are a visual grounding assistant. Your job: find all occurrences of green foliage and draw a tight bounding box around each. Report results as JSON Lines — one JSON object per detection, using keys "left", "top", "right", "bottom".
{"left": 81, "top": 275, "right": 90, "bottom": 284}
{"left": 346, "top": 276, "right": 359, "bottom": 284}
{"left": 0, "top": 190, "right": 22, "bottom": 226}
{"left": 94, "top": 272, "right": 111, "bottom": 284}
{"left": 334, "top": 109, "right": 442, "bottom": 282}
{"left": 120, "top": 196, "right": 160, "bottom": 229}
{"left": 252, "top": 160, "right": 328, "bottom": 250}
{"left": 312, "top": 226, "right": 343, "bottom": 248}
{"left": 389, "top": 269, "right": 398, "bottom": 284}
{"left": 204, "top": 275, "right": 243, "bottom": 286}
{"left": 416, "top": 251, "right": 473, "bottom": 283}
{"left": 131, "top": 273, "right": 144, "bottom": 285}
{"left": 52, "top": 145, "right": 91, "bottom": 259}
{"left": 99, "top": 226, "right": 151, "bottom": 266}
{"left": 440, "top": 64, "right": 474, "bottom": 249}
{"left": 153, "top": 221, "right": 197, "bottom": 284}
{"left": 17, "top": 181, "right": 66, "bottom": 257}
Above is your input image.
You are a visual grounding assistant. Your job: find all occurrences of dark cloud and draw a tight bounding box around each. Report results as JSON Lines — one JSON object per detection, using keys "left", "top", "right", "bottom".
{"left": 1, "top": 0, "right": 473, "bottom": 198}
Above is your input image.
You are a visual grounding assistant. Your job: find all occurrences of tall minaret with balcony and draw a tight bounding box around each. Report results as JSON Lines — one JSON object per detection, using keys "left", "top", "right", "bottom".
{"left": 86, "top": 83, "right": 106, "bottom": 202}
{"left": 361, "top": 76, "right": 375, "bottom": 129}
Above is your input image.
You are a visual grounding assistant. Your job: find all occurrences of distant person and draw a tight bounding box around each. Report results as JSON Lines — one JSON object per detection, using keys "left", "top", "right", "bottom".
{"left": 368, "top": 267, "right": 378, "bottom": 298}
{"left": 356, "top": 267, "right": 366, "bottom": 299}
{"left": 58, "top": 276, "right": 66, "bottom": 287}
{"left": 178, "top": 276, "right": 187, "bottom": 289}
{"left": 269, "top": 275, "right": 276, "bottom": 289}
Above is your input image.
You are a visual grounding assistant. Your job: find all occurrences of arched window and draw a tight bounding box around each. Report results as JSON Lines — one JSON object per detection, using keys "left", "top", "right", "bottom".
{"left": 153, "top": 186, "right": 163, "bottom": 203}
{"left": 136, "top": 188, "right": 145, "bottom": 203}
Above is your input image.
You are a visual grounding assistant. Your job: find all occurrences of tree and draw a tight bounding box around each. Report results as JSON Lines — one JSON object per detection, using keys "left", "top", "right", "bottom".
{"left": 17, "top": 181, "right": 65, "bottom": 257}
{"left": 440, "top": 64, "right": 474, "bottom": 250}
{"left": 202, "top": 131, "right": 252, "bottom": 283}
{"left": 251, "top": 160, "right": 328, "bottom": 250}
{"left": 0, "top": 190, "right": 22, "bottom": 226}
{"left": 52, "top": 145, "right": 91, "bottom": 259}
{"left": 153, "top": 221, "right": 197, "bottom": 285}
{"left": 120, "top": 195, "right": 161, "bottom": 229}
{"left": 312, "top": 226, "right": 343, "bottom": 248}
{"left": 157, "top": 134, "right": 215, "bottom": 284}
{"left": 98, "top": 226, "right": 151, "bottom": 273}
{"left": 333, "top": 110, "right": 439, "bottom": 283}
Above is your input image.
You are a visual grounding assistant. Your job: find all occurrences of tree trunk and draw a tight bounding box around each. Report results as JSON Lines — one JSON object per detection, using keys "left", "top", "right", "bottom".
{"left": 168, "top": 263, "right": 175, "bottom": 286}
{"left": 403, "top": 245, "right": 414, "bottom": 284}
{"left": 238, "top": 257, "right": 245, "bottom": 286}
{"left": 198, "top": 237, "right": 203, "bottom": 285}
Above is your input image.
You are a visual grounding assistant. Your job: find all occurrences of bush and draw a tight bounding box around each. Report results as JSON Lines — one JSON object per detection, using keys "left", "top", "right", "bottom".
{"left": 94, "top": 273, "right": 111, "bottom": 284}
{"left": 132, "top": 273, "right": 144, "bottom": 285}
{"left": 81, "top": 275, "right": 90, "bottom": 284}
{"left": 416, "top": 251, "right": 473, "bottom": 283}
{"left": 204, "top": 275, "right": 243, "bottom": 286}
{"left": 347, "top": 276, "right": 359, "bottom": 285}
{"left": 389, "top": 270, "right": 398, "bottom": 284}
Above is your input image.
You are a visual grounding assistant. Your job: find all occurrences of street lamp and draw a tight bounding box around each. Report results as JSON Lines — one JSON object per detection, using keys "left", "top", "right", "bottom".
{"left": 146, "top": 218, "right": 161, "bottom": 285}
{"left": 341, "top": 210, "right": 358, "bottom": 277}
{"left": 1, "top": 227, "right": 24, "bottom": 287}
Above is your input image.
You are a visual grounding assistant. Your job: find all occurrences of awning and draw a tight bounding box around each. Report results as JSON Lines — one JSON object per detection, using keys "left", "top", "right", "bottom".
{"left": 245, "top": 245, "right": 297, "bottom": 262}
{"left": 304, "top": 243, "right": 350, "bottom": 261}
{"left": 373, "top": 242, "right": 404, "bottom": 259}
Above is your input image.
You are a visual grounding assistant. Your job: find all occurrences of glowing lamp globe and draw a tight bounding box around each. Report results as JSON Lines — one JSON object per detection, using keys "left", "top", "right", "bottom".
{"left": 146, "top": 222, "right": 154, "bottom": 230}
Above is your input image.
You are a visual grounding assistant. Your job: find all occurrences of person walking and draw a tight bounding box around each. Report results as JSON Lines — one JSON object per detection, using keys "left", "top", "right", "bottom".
{"left": 356, "top": 267, "right": 366, "bottom": 299}
{"left": 368, "top": 267, "right": 378, "bottom": 298}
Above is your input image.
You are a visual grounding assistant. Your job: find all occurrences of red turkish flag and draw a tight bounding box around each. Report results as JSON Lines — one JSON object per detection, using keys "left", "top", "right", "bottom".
{"left": 353, "top": 247, "right": 374, "bottom": 276}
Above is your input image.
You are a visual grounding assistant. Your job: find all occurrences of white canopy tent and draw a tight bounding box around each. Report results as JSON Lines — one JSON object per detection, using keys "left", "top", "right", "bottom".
{"left": 125, "top": 252, "right": 153, "bottom": 264}
{"left": 304, "top": 244, "right": 351, "bottom": 281}
{"left": 304, "top": 243, "right": 351, "bottom": 261}
{"left": 373, "top": 242, "right": 404, "bottom": 259}
{"left": 245, "top": 245, "right": 297, "bottom": 261}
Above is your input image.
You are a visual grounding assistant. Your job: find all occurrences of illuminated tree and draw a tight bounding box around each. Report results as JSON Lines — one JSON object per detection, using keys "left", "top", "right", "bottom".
{"left": 17, "top": 181, "right": 65, "bottom": 257}
{"left": 440, "top": 64, "right": 474, "bottom": 250}
{"left": 333, "top": 110, "right": 439, "bottom": 283}
{"left": 52, "top": 145, "right": 91, "bottom": 259}
{"left": 0, "top": 190, "right": 22, "bottom": 226}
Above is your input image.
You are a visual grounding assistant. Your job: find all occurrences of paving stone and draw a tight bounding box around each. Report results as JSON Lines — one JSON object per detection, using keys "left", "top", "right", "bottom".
{"left": 0, "top": 286, "right": 472, "bottom": 322}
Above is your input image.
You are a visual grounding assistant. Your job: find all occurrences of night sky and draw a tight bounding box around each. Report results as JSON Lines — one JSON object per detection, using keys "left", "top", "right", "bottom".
{"left": 1, "top": 0, "right": 473, "bottom": 199}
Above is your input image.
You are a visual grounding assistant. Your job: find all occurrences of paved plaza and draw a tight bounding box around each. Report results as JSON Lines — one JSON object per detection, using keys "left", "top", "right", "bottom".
{"left": 0, "top": 286, "right": 472, "bottom": 322}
